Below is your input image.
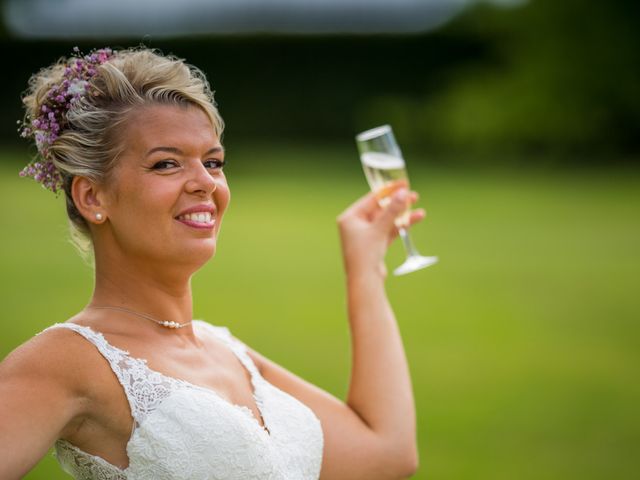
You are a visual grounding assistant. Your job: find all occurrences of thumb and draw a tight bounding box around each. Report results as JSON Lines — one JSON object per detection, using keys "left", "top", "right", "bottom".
{"left": 376, "top": 188, "right": 408, "bottom": 229}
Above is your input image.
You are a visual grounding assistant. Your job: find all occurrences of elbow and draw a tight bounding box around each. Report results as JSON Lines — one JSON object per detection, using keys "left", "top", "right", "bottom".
{"left": 368, "top": 434, "right": 420, "bottom": 478}
{"left": 398, "top": 449, "right": 419, "bottom": 478}
{"left": 383, "top": 444, "right": 419, "bottom": 479}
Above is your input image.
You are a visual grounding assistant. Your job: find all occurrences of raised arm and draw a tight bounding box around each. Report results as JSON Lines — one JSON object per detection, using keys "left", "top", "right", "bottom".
{"left": 0, "top": 329, "right": 87, "bottom": 479}
{"left": 248, "top": 185, "right": 424, "bottom": 480}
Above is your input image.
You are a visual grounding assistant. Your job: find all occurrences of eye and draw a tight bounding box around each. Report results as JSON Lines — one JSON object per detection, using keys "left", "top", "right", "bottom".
{"left": 204, "top": 159, "right": 226, "bottom": 170}
{"left": 151, "top": 160, "right": 179, "bottom": 170}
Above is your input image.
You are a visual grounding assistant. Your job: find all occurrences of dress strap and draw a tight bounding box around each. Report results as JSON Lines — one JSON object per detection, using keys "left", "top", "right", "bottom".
{"left": 38, "top": 323, "right": 176, "bottom": 428}
{"left": 193, "top": 320, "right": 269, "bottom": 430}
{"left": 194, "top": 320, "right": 263, "bottom": 381}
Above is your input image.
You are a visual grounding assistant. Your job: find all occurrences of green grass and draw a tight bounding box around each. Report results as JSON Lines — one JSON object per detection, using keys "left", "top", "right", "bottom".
{"left": 1, "top": 145, "right": 639, "bottom": 479}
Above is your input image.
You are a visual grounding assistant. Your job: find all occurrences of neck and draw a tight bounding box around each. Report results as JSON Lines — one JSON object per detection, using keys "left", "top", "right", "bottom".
{"left": 90, "top": 257, "right": 195, "bottom": 335}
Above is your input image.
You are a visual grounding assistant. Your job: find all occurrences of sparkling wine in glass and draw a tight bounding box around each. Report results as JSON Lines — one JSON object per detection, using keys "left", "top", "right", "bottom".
{"left": 356, "top": 125, "right": 438, "bottom": 275}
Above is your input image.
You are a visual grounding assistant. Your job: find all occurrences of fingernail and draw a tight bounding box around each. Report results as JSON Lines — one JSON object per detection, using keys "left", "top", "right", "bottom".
{"left": 393, "top": 189, "right": 408, "bottom": 202}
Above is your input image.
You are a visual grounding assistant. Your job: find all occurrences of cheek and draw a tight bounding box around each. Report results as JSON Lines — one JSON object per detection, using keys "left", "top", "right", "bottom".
{"left": 111, "top": 183, "right": 174, "bottom": 227}
{"left": 216, "top": 179, "right": 231, "bottom": 214}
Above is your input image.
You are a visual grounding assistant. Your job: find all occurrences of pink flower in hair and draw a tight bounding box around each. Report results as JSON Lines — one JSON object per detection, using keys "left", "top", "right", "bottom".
{"left": 19, "top": 47, "right": 114, "bottom": 193}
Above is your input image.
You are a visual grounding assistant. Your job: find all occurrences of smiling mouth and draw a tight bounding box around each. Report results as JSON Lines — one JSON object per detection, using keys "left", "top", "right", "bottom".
{"left": 176, "top": 212, "right": 216, "bottom": 228}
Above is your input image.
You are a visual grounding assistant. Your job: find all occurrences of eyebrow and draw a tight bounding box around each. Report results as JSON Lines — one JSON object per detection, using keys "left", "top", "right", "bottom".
{"left": 145, "top": 146, "right": 224, "bottom": 157}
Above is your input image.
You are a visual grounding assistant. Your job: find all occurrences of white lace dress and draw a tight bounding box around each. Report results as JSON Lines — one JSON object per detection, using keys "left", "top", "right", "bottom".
{"left": 37, "top": 320, "right": 324, "bottom": 480}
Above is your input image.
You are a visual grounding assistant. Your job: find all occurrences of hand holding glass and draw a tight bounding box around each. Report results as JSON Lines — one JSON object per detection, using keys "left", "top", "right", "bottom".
{"left": 355, "top": 125, "right": 438, "bottom": 275}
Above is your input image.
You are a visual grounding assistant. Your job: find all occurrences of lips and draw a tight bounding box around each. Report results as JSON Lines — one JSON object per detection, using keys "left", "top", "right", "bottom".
{"left": 175, "top": 204, "right": 216, "bottom": 229}
{"left": 177, "top": 211, "right": 213, "bottom": 224}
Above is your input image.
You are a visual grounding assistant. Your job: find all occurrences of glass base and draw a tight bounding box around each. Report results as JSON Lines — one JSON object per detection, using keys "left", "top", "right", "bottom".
{"left": 393, "top": 255, "right": 438, "bottom": 276}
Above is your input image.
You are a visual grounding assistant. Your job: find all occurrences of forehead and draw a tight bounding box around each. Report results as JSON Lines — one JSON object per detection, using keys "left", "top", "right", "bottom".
{"left": 121, "top": 104, "right": 221, "bottom": 154}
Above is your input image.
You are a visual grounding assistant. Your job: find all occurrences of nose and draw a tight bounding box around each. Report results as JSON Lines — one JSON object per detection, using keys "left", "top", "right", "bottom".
{"left": 185, "top": 162, "right": 217, "bottom": 196}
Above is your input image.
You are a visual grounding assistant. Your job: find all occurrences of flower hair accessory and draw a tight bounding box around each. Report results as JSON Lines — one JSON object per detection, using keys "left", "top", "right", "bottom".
{"left": 19, "top": 47, "right": 114, "bottom": 193}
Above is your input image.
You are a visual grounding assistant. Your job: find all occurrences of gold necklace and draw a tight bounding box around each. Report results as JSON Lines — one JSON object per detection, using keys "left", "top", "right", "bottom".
{"left": 90, "top": 306, "right": 192, "bottom": 329}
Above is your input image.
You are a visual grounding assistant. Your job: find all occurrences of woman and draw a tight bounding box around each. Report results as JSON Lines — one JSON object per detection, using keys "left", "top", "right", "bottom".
{"left": 0, "top": 47, "right": 422, "bottom": 479}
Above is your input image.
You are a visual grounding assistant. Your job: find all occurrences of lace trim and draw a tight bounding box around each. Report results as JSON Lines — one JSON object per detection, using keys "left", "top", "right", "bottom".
{"left": 194, "top": 321, "right": 270, "bottom": 434}
{"left": 41, "top": 322, "right": 269, "bottom": 433}
{"left": 54, "top": 439, "right": 126, "bottom": 479}
{"left": 38, "top": 321, "right": 323, "bottom": 480}
{"left": 40, "top": 320, "right": 273, "bottom": 476}
{"left": 39, "top": 322, "right": 178, "bottom": 428}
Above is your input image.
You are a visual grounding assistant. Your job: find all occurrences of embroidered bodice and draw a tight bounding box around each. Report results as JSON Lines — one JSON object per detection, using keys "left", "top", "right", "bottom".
{"left": 38, "top": 321, "right": 324, "bottom": 479}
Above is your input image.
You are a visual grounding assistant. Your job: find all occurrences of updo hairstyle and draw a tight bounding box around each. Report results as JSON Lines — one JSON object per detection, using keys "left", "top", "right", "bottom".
{"left": 21, "top": 47, "right": 224, "bottom": 254}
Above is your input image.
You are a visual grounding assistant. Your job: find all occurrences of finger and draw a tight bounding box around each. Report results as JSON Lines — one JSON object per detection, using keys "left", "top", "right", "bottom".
{"left": 408, "top": 208, "right": 426, "bottom": 226}
{"left": 376, "top": 188, "right": 409, "bottom": 230}
{"left": 386, "top": 209, "right": 426, "bottom": 245}
{"left": 374, "top": 179, "right": 409, "bottom": 202}
{"left": 339, "top": 181, "right": 415, "bottom": 223}
{"left": 368, "top": 185, "right": 420, "bottom": 223}
{"left": 338, "top": 190, "right": 379, "bottom": 221}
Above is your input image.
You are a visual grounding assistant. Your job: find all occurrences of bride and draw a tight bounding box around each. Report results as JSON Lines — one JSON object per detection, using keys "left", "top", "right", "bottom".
{"left": 0, "top": 46, "right": 422, "bottom": 479}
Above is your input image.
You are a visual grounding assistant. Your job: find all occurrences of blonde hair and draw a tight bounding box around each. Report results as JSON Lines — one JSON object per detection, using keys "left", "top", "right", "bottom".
{"left": 22, "top": 47, "right": 224, "bottom": 255}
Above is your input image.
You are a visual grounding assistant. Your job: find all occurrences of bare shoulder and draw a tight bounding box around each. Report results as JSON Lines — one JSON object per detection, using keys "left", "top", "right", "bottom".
{"left": 1, "top": 324, "right": 105, "bottom": 400}
{"left": 0, "top": 325, "right": 108, "bottom": 477}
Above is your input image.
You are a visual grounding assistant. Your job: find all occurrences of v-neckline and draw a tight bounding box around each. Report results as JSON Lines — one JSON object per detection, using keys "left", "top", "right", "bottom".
{"left": 70, "top": 321, "right": 271, "bottom": 437}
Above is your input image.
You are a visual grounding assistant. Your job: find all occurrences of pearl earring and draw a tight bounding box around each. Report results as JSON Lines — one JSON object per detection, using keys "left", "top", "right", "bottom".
{"left": 95, "top": 213, "right": 103, "bottom": 221}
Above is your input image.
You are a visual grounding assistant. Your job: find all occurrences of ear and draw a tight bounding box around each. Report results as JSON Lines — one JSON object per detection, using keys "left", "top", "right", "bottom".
{"left": 71, "top": 176, "right": 109, "bottom": 225}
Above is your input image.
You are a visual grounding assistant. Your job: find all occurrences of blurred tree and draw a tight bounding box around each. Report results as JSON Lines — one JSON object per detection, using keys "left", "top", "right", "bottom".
{"left": 1, "top": 0, "right": 638, "bottom": 163}
{"left": 380, "top": 0, "right": 640, "bottom": 158}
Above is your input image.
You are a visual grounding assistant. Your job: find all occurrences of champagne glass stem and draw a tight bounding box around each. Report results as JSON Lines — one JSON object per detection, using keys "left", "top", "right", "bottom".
{"left": 356, "top": 124, "right": 437, "bottom": 275}
{"left": 393, "top": 227, "right": 438, "bottom": 275}
{"left": 398, "top": 227, "right": 419, "bottom": 258}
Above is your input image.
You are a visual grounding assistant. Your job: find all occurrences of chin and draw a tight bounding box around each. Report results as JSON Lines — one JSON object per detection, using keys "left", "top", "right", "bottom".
{"left": 184, "top": 240, "right": 217, "bottom": 266}
{"left": 155, "top": 238, "right": 215, "bottom": 271}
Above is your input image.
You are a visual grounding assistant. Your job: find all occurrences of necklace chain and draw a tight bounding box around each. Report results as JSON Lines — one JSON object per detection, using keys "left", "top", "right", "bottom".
{"left": 90, "top": 306, "right": 192, "bottom": 329}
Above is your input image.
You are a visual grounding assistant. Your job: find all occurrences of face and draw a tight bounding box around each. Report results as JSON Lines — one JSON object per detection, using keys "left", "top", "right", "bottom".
{"left": 97, "top": 103, "right": 230, "bottom": 271}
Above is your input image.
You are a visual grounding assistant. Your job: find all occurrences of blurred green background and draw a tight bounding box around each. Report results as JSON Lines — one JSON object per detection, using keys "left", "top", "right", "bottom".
{"left": 1, "top": 0, "right": 639, "bottom": 479}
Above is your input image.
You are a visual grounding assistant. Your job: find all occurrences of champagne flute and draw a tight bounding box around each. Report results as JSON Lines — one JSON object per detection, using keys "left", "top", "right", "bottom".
{"left": 355, "top": 125, "right": 438, "bottom": 275}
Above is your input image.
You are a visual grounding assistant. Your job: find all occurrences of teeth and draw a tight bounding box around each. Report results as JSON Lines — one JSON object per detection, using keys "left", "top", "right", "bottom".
{"left": 178, "top": 212, "right": 213, "bottom": 224}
